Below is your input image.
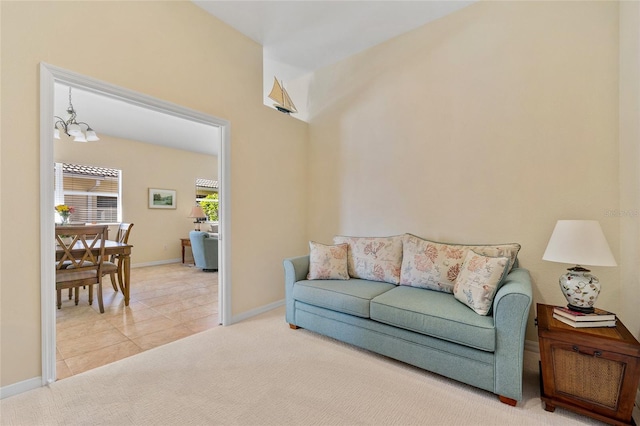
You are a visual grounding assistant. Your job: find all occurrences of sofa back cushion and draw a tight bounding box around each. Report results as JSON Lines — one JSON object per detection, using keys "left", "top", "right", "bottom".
{"left": 333, "top": 235, "right": 403, "bottom": 284}
{"left": 400, "top": 233, "right": 520, "bottom": 293}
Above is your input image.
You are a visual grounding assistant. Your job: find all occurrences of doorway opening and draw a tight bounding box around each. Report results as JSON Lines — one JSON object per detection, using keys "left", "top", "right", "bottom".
{"left": 40, "top": 63, "right": 231, "bottom": 385}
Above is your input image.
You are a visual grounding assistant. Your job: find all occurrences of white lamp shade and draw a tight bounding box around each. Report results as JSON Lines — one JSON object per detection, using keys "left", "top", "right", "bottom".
{"left": 53, "top": 128, "right": 60, "bottom": 139}
{"left": 73, "top": 134, "right": 87, "bottom": 142}
{"left": 67, "top": 123, "right": 82, "bottom": 136}
{"left": 542, "top": 220, "right": 617, "bottom": 267}
{"left": 85, "top": 130, "right": 100, "bottom": 141}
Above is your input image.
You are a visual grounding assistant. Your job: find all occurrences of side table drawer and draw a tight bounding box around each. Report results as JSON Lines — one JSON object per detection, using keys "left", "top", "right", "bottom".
{"left": 540, "top": 338, "right": 640, "bottom": 423}
{"left": 547, "top": 342, "right": 625, "bottom": 410}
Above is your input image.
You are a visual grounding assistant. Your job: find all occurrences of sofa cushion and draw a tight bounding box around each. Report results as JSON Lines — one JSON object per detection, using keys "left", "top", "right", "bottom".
{"left": 453, "top": 251, "right": 510, "bottom": 316}
{"left": 370, "top": 286, "right": 496, "bottom": 352}
{"left": 307, "top": 241, "right": 349, "bottom": 280}
{"left": 293, "top": 279, "right": 397, "bottom": 318}
{"left": 333, "top": 235, "right": 403, "bottom": 284}
{"left": 400, "top": 233, "right": 520, "bottom": 294}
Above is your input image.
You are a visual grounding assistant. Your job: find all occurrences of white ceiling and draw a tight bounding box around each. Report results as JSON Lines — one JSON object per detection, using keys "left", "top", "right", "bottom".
{"left": 193, "top": 1, "right": 475, "bottom": 74}
{"left": 54, "top": 83, "right": 220, "bottom": 156}
{"left": 55, "top": 2, "right": 474, "bottom": 150}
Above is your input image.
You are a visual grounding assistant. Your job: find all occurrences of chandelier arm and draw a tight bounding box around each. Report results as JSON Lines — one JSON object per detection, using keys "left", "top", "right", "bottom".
{"left": 53, "top": 116, "right": 68, "bottom": 134}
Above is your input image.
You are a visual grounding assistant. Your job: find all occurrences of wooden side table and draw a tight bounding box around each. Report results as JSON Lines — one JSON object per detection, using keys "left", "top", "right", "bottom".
{"left": 536, "top": 303, "right": 640, "bottom": 426}
{"left": 181, "top": 238, "right": 191, "bottom": 264}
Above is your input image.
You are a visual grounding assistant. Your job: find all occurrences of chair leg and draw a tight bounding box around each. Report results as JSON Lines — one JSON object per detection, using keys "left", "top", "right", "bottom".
{"left": 68, "top": 288, "right": 72, "bottom": 300}
{"left": 97, "top": 282, "right": 104, "bottom": 314}
{"left": 57, "top": 289, "right": 62, "bottom": 309}
{"left": 88, "top": 285, "right": 93, "bottom": 306}
{"left": 74, "top": 286, "right": 80, "bottom": 305}
{"left": 109, "top": 272, "right": 118, "bottom": 291}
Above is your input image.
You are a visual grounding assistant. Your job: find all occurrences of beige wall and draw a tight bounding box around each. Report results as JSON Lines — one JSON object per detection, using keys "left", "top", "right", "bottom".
{"left": 55, "top": 134, "right": 217, "bottom": 265}
{"left": 307, "top": 1, "right": 622, "bottom": 342}
{"left": 0, "top": 1, "right": 309, "bottom": 388}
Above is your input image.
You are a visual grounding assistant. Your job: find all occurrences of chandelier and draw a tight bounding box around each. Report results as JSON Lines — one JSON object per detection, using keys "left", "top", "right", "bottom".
{"left": 54, "top": 87, "right": 99, "bottom": 142}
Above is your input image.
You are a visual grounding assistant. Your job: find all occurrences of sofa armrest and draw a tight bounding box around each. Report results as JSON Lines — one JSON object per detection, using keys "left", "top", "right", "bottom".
{"left": 492, "top": 267, "right": 533, "bottom": 401}
{"left": 283, "top": 255, "right": 310, "bottom": 325}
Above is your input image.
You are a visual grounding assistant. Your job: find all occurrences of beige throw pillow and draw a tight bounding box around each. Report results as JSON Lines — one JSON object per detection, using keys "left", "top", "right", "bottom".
{"left": 307, "top": 241, "right": 349, "bottom": 280}
{"left": 453, "top": 250, "right": 510, "bottom": 316}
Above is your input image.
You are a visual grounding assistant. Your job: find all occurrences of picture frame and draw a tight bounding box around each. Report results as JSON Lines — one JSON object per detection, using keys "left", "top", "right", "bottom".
{"left": 148, "top": 188, "right": 177, "bottom": 209}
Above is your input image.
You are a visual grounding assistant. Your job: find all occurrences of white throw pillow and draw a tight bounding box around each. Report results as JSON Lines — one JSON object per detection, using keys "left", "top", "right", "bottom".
{"left": 453, "top": 250, "right": 510, "bottom": 315}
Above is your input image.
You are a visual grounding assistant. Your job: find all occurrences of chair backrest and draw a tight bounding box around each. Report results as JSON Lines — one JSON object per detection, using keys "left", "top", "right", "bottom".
{"left": 56, "top": 225, "right": 108, "bottom": 280}
{"left": 115, "top": 223, "right": 134, "bottom": 244}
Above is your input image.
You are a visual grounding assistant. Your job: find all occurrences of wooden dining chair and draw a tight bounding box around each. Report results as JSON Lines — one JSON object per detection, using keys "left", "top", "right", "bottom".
{"left": 102, "top": 223, "right": 134, "bottom": 293}
{"left": 56, "top": 225, "right": 108, "bottom": 313}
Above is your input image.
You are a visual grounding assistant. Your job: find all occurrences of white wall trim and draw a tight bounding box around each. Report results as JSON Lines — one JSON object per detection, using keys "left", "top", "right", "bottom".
{"left": 0, "top": 377, "right": 42, "bottom": 400}
{"left": 39, "top": 62, "right": 232, "bottom": 388}
{"left": 131, "top": 259, "right": 182, "bottom": 268}
{"left": 231, "top": 299, "right": 285, "bottom": 324}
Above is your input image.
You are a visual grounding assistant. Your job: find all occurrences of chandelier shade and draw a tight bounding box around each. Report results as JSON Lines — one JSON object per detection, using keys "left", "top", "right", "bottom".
{"left": 54, "top": 87, "right": 100, "bottom": 142}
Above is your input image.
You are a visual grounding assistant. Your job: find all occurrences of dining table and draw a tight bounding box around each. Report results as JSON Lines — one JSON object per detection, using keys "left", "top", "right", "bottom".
{"left": 56, "top": 239, "right": 133, "bottom": 306}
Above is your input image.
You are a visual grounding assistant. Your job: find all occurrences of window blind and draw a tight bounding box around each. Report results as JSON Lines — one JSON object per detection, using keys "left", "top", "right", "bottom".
{"left": 54, "top": 162, "right": 122, "bottom": 224}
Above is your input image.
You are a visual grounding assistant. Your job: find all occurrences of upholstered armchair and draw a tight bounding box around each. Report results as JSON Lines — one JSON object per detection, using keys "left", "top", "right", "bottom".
{"left": 189, "top": 231, "right": 219, "bottom": 271}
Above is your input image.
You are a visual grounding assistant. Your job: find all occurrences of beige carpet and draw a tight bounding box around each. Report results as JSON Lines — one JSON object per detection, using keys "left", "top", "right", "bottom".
{"left": 1, "top": 307, "right": 606, "bottom": 425}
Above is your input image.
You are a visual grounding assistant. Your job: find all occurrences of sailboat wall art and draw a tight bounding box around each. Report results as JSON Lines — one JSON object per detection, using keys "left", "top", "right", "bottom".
{"left": 268, "top": 77, "right": 297, "bottom": 114}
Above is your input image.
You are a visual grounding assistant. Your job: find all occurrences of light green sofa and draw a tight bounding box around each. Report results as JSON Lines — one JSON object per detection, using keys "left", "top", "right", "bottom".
{"left": 284, "top": 254, "right": 532, "bottom": 406}
{"left": 189, "top": 231, "right": 218, "bottom": 271}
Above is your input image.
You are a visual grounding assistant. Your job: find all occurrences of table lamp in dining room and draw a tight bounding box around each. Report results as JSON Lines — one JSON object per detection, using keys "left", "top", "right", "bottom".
{"left": 188, "top": 205, "right": 207, "bottom": 231}
{"left": 542, "top": 220, "right": 617, "bottom": 313}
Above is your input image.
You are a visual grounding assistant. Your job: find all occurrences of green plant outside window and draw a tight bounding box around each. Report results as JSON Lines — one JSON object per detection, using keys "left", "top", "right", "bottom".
{"left": 199, "top": 193, "right": 219, "bottom": 222}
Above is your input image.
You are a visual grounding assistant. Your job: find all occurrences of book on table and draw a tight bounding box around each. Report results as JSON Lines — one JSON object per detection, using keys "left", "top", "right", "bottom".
{"left": 552, "top": 306, "right": 616, "bottom": 322}
{"left": 552, "top": 313, "right": 617, "bottom": 328}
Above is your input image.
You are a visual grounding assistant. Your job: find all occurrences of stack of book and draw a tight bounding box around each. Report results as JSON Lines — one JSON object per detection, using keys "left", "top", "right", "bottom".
{"left": 552, "top": 306, "right": 617, "bottom": 328}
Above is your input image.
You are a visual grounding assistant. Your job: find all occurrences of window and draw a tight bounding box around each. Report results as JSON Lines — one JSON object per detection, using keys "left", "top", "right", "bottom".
{"left": 54, "top": 163, "right": 122, "bottom": 224}
{"left": 195, "top": 178, "right": 218, "bottom": 202}
{"left": 195, "top": 178, "right": 219, "bottom": 222}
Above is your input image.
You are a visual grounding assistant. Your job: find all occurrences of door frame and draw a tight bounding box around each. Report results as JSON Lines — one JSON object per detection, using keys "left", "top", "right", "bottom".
{"left": 39, "top": 63, "right": 232, "bottom": 385}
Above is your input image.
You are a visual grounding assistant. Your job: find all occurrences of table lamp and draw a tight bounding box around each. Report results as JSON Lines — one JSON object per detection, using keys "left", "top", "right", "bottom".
{"left": 542, "top": 220, "right": 617, "bottom": 313}
{"left": 188, "top": 205, "right": 207, "bottom": 231}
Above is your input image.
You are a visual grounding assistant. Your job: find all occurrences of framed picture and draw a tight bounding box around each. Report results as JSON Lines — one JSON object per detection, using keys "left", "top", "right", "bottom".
{"left": 148, "top": 188, "right": 177, "bottom": 209}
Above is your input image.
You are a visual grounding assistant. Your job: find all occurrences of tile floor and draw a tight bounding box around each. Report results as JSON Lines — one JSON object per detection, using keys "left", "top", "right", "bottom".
{"left": 56, "top": 262, "right": 219, "bottom": 379}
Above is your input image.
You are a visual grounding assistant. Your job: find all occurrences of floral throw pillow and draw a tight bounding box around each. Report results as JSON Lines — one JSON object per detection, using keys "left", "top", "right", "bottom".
{"left": 307, "top": 241, "right": 349, "bottom": 280}
{"left": 400, "top": 234, "right": 520, "bottom": 293}
{"left": 453, "top": 250, "right": 510, "bottom": 316}
{"left": 333, "top": 235, "right": 403, "bottom": 284}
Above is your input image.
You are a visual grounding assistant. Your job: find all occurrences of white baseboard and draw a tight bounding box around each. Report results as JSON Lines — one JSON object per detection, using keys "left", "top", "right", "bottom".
{"left": 524, "top": 339, "right": 540, "bottom": 355}
{"left": 0, "top": 376, "right": 42, "bottom": 400}
{"left": 132, "top": 258, "right": 181, "bottom": 268}
{"left": 231, "top": 299, "right": 285, "bottom": 324}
